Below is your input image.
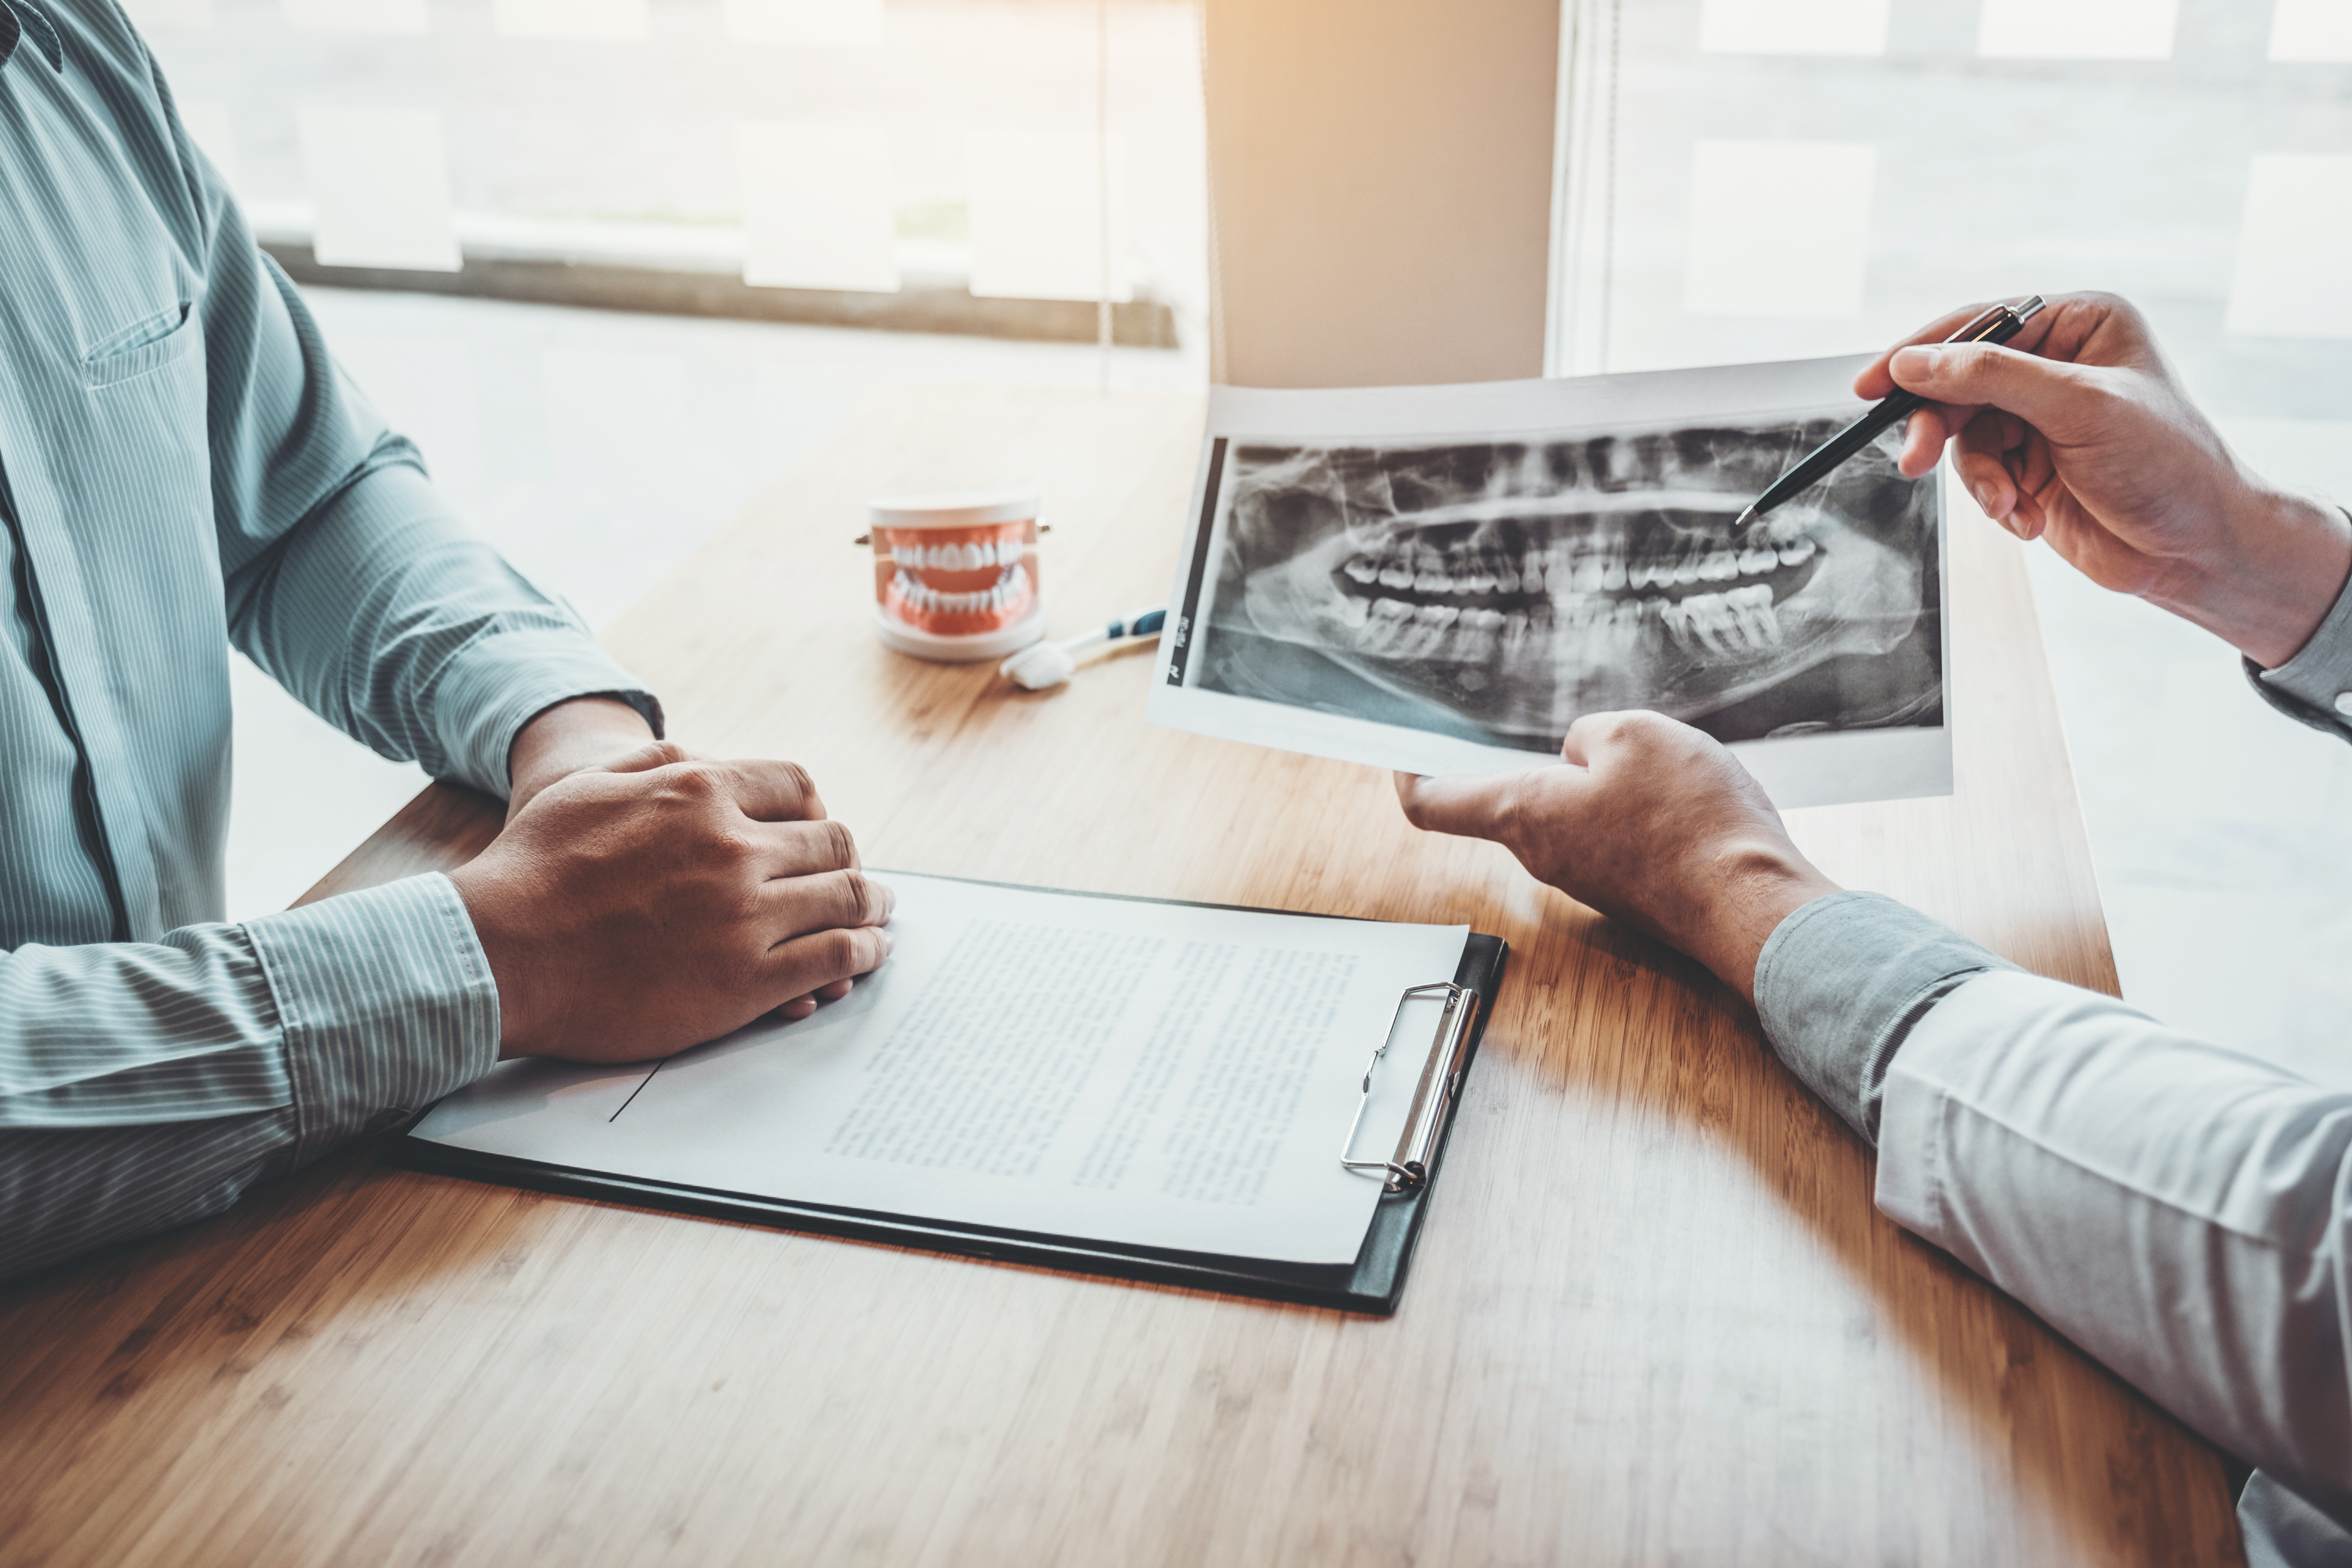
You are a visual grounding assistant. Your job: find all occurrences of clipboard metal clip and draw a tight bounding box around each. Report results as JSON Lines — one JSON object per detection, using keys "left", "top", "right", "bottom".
{"left": 1340, "top": 981, "right": 1479, "bottom": 1195}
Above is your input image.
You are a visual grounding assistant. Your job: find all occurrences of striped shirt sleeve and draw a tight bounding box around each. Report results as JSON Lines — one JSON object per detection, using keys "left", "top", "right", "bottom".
{"left": 0, "top": 874, "right": 498, "bottom": 1280}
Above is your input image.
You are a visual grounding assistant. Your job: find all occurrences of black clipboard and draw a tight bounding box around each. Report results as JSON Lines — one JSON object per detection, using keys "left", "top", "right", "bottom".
{"left": 382, "top": 880, "right": 1507, "bottom": 1316}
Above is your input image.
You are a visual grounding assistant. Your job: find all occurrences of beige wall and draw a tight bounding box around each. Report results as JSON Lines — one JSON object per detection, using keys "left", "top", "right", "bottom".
{"left": 1201, "top": 0, "right": 1561, "bottom": 388}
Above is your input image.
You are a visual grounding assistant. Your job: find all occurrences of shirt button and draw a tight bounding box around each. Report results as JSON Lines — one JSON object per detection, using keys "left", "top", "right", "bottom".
{"left": 2337, "top": 692, "right": 2352, "bottom": 716}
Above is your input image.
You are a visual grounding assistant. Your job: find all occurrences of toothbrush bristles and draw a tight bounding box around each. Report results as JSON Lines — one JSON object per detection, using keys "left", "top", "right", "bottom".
{"left": 1000, "top": 641, "right": 1079, "bottom": 690}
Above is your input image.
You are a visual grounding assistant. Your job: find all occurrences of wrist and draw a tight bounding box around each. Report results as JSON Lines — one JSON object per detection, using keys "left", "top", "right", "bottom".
{"left": 1681, "top": 840, "right": 1841, "bottom": 1006}
{"left": 447, "top": 863, "right": 542, "bottom": 1057}
{"left": 506, "top": 696, "right": 657, "bottom": 815}
{"left": 2165, "top": 484, "right": 2352, "bottom": 669}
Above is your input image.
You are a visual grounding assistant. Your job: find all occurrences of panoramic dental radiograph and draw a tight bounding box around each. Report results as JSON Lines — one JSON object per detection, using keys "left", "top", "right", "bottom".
{"left": 1185, "top": 417, "right": 1942, "bottom": 753}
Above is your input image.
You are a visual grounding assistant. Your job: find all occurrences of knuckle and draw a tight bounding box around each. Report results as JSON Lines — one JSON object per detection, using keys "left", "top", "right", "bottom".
{"left": 821, "top": 818, "right": 857, "bottom": 869}
{"left": 838, "top": 870, "right": 879, "bottom": 925}
{"left": 667, "top": 759, "right": 723, "bottom": 799}
{"left": 1597, "top": 710, "right": 1648, "bottom": 748}
{"left": 646, "top": 739, "right": 695, "bottom": 769}
{"left": 818, "top": 926, "right": 863, "bottom": 974}
{"left": 706, "top": 828, "right": 755, "bottom": 871}
{"left": 773, "top": 761, "right": 819, "bottom": 815}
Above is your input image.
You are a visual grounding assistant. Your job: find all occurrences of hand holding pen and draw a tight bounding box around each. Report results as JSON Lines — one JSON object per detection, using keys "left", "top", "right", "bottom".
{"left": 1732, "top": 294, "right": 2044, "bottom": 535}
{"left": 1856, "top": 290, "right": 2352, "bottom": 671}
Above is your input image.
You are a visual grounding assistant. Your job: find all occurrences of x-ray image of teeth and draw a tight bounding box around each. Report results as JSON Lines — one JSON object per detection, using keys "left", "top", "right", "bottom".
{"left": 1147, "top": 367, "right": 1955, "bottom": 808}
{"left": 1201, "top": 420, "right": 1938, "bottom": 746}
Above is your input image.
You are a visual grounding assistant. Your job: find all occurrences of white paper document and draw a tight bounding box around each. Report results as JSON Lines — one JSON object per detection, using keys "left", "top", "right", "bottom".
{"left": 1145, "top": 359, "right": 1954, "bottom": 809}
{"left": 410, "top": 873, "right": 1472, "bottom": 1266}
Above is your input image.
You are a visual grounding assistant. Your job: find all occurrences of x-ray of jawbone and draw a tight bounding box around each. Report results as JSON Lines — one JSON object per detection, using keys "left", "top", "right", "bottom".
{"left": 1206, "top": 420, "right": 1940, "bottom": 749}
{"left": 1146, "top": 365, "right": 1955, "bottom": 809}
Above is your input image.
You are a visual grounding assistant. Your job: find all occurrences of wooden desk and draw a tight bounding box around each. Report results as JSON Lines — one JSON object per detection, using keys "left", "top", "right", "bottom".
{"left": 0, "top": 387, "right": 2241, "bottom": 1566}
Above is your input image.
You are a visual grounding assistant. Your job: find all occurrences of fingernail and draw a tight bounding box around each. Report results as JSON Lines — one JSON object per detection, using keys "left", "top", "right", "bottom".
{"left": 1894, "top": 345, "right": 1941, "bottom": 379}
{"left": 881, "top": 929, "right": 896, "bottom": 956}
{"left": 1973, "top": 485, "right": 1997, "bottom": 515}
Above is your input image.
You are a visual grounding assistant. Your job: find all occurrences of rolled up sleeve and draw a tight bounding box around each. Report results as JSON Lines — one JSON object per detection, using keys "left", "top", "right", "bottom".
{"left": 1751, "top": 890, "right": 2015, "bottom": 1143}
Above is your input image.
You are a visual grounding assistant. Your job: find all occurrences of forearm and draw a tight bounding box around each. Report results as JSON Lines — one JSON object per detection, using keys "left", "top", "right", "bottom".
{"left": 227, "top": 461, "right": 661, "bottom": 795}
{"left": 0, "top": 877, "right": 499, "bottom": 1280}
{"left": 1875, "top": 970, "right": 2352, "bottom": 1513}
{"left": 202, "top": 186, "right": 658, "bottom": 797}
{"left": 2164, "top": 484, "right": 2352, "bottom": 671}
{"left": 1756, "top": 895, "right": 2352, "bottom": 1512}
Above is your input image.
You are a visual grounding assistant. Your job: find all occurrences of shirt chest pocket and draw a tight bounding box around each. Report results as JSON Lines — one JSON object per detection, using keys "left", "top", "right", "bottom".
{"left": 83, "top": 302, "right": 200, "bottom": 390}
{"left": 65, "top": 300, "right": 221, "bottom": 593}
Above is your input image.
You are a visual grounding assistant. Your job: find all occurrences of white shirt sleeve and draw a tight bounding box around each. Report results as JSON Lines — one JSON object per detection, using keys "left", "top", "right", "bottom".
{"left": 1875, "top": 967, "right": 2352, "bottom": 1526}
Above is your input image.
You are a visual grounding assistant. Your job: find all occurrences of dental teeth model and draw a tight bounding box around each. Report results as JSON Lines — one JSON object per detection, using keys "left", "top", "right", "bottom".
{"left": 868, "top": 489, "right": 1048, "bottom": 663}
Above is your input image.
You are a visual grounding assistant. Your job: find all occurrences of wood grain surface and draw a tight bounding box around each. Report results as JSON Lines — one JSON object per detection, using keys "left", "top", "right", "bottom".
{"left": 0, "top": 386, "right": 2242, "bottom": 1566}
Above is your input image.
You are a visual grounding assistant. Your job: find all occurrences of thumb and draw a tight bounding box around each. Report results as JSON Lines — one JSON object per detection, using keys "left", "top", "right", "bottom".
{"left": 1889, "top": 342, "right": 2096, "bottom": 434}
{"left": 1395, "top": 766, "right": 1577, "bottom": 845}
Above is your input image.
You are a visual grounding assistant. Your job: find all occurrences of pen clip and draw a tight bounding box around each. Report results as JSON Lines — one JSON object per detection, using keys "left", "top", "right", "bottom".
{"left": 1944, "top": 303, "right": 2013, "bottom": 344}
{"left": 1948, "top": 294, "right": 2046, "bottom": 345}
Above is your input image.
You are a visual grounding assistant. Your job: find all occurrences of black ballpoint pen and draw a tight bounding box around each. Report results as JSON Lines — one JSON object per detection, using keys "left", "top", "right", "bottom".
{"left": 1730, "top": 294, "right": 2047, "bottom": 535}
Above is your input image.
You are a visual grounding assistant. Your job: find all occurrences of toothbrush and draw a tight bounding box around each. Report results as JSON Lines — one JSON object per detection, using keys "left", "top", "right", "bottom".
{"left": 999, "top": 607, "right": 1167, "bottom": 690}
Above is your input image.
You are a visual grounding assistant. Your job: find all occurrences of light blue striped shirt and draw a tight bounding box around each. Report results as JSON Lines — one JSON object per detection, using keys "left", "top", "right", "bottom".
{"left": 0, "top": 0, "right": 657, "bottom": 1279}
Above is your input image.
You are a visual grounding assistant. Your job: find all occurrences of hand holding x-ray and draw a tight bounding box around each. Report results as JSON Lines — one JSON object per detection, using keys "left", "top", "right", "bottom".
{"left": 1394, "top": 710, "right": 1840, "bottom": 1004}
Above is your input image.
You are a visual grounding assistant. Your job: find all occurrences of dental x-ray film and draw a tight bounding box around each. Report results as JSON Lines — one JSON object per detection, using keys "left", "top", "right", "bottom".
{"left": 1145, "top": 359, "right": 1952, "bottom": 808}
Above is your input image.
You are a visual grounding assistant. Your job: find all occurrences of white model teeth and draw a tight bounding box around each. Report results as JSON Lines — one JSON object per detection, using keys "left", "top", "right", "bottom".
{"left": 900, "top": 539, "right": 1021, "bottom": 570}
{"left": 895, "top": 564, "right": 1027, "bottom": 614}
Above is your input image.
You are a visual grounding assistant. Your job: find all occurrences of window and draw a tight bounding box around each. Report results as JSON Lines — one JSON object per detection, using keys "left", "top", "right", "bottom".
{"left": 1552, "top": 0, "right": 2352, "bottom": 1071}
{"left": 120, "top": 0, "right": 1210, "bottom": 915}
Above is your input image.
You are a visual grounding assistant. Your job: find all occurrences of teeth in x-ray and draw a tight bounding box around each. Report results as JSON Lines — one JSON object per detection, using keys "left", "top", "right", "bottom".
{"left": 1224, "top": 419, "right": 1935, "bottom": 738}
{"left": 1662, "top": 584, "right": 1782, "bottom": 655}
